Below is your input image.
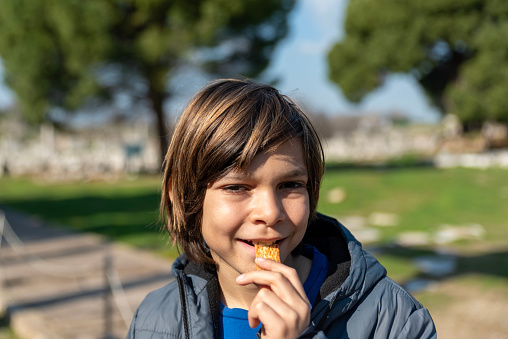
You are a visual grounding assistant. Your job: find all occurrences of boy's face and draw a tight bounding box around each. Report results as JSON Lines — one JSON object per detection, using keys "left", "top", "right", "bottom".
{"left": 201, "top": 139, "right": 310, "bottom": 277}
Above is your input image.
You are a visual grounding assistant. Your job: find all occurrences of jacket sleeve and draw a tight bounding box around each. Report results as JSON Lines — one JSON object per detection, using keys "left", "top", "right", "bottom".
{"left": 396, "top": 308, "right": 437, "bottom": 339}
{"left": 125, "top": 308, "right": 139, "bottom": 339}
{"left": 296, "top": 307, "right": 436, "bottom": 339}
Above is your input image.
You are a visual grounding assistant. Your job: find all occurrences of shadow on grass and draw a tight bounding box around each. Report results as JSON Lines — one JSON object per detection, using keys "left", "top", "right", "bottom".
{"left": 377, "top": 245, "right": 508, "bottom": 286}
{"left": 8, "top": 272, "right": 171, "bottom": 310}
{"left": 1, "top": 192, "right": 159, "bottom": 219}
{"left": 325, "top": 159, "right": 435, "bottom": 172}
{"left": 1, "top": 192, "right": 165, "bottom": 249}
{"left": 3, "top": 191, "right": 507, "bottom": 286}
{"left": 0, "top": 313, "right": 16, "bottom": 339}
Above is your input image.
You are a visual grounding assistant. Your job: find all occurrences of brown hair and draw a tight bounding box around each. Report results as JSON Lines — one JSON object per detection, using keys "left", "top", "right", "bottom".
{"left": 161, "top": 79, "right": 324, "bottom": 264}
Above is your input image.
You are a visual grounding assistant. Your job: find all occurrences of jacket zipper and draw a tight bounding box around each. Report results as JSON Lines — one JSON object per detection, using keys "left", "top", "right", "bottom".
{"left": 177, "top": 275, "right": 190, "bottom": 339}
{"left": 314, "top": 294, "right": 337, "bottom": 332}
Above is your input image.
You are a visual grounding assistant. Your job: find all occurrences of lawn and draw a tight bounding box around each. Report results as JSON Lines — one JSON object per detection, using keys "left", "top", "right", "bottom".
{"left": 322, "top": 166, "right": 508, "bottom": 286}
{"left": 320, "top": 166, "right": 508, "bottom": 248}
{"left": 0, "top": 175, "right": 178, "bottom": 257}
{"left": 1, "top": 167, "right": 508, "bottom": 278}
{"left": 1, "top": 167, "right": 508, "bottom": 336}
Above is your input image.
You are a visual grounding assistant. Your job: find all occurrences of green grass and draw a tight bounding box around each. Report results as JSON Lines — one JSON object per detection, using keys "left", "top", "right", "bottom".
{"left": 319, "top": 167, "right": 508, "bottom": 249}
{"left": 1, "top": 167, "right": 508, "bottom": 265}
{"left": 0, "top": 314, "right": 17, "bottom": 339}
{"left": 318, "top": 167, "right": 508, "bottom": 297}
{"left": 2, "top": 167, "right": 507, "bottom": 335}
{"left": 0, "top": 175, "right": 178, "bottom": 257}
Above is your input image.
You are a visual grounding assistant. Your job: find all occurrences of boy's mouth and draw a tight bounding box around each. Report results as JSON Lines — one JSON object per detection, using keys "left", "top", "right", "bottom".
{"left": 239, "top": 239, "right": 282, "bottom": 246}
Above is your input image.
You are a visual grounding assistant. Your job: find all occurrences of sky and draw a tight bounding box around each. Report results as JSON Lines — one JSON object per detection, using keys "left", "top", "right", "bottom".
{"left": 264, "top": 0, "right": 441, "bottom": 123}
{"left": 0, "top": 0, "right": 441, "bottom": 123}
{"left": 0, "top": 60, "right": 13, "bottom": 109}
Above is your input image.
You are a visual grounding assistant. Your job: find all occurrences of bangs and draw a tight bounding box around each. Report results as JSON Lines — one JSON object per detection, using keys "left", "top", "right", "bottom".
{"left": 197, "top": 88, "right": 305, "bottom": 183}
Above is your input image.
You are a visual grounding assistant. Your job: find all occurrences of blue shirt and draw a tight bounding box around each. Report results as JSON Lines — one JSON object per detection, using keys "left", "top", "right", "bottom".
{"left": 219, "top": 246, "right": 329, "bottom": 338}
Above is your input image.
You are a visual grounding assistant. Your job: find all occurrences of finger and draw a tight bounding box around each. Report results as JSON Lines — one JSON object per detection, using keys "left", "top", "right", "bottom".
{"left": 249, "top": 288, "right": 308, "bottom": 338}
{"left": 256, "top": 257, "right": 307, "bottom": 297}
{"left": 248, "top": 288, "right": 287, "bottom": 328}
{"left": 236, "top": 270, "right": 301, "bottom": 305}
{"left": 238, "top": 258, "right": 308, "bottom": 302}
{"left": 237, "top": 275, "right": 310, "bottom": 321}
{"left": 247, "top": 296, "right": 284, "bottom": 330}
{"left": 249, "top": 286, "right": 304, "bottom": 325}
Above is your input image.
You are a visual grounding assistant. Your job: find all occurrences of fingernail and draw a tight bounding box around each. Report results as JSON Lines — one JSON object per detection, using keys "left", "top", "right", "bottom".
{"left": 255, "top": 257, "right": 265, "bottom": 262}
{"left": 236, "top": 274, "right": 245, "bottom": 282}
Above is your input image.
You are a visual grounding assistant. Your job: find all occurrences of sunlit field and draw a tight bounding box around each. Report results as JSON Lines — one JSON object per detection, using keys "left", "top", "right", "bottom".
{"left": 1, "top": 167, "right": 507, "bottom": 258}
{"left": 2, "top": 167, "right": 508, "bottom": 336}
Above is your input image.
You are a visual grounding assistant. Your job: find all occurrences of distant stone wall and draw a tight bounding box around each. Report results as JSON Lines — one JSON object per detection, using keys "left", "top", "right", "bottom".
{"left": 435, "top": 151, "right": 508, "bottom": 169}
{"left": 322, "top": 114, "right": 508, "bottom": 168}
{"left": 1, "top": 114, "right": 507, "bottom": 181}
{"left": 0, "top": 121, "right": 159, "bottom": 181}
{"left": 323, "top": 125, "right": 441, "bottom": 163}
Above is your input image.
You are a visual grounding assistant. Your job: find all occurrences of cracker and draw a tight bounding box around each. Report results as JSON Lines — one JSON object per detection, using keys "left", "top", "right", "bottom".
{"left": 254, "top": 242, "right": 280, "bottom": 270}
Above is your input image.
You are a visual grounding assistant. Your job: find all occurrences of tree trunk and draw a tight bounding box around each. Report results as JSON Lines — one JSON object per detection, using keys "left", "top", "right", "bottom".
{"left": 148, "top": 84, "right": 169, "bottom": 171}
{"left": 420, "top": 49, "right": 473, "bottom": 114}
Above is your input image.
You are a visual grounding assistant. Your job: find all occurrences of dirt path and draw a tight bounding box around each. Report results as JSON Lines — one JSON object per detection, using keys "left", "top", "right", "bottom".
{"left": 417, "top": 279, "right": 508, "bottom": 338}
{"left": 1, "top": 208, "right": 173, "bottom": 339}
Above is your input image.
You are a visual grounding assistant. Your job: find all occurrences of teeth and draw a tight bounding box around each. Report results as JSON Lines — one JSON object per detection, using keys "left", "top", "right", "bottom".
{"left": 243, "top": 240, "right": 280, "bottom": 246}
{"left": 254, "top": 241, "right": 275, "bottom": 246}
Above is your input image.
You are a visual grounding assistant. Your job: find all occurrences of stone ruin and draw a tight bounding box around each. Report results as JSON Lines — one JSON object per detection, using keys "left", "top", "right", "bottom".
{"left": 0, "top": 119, "right": 159, "bottom": 181}
{"left": 1, "top": 113, "right": 507, "bottom": 181}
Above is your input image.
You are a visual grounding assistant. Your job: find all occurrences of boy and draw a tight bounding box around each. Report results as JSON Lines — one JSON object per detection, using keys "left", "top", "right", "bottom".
{"left": 127, "top": 79, "right": 436, "bottom": 338}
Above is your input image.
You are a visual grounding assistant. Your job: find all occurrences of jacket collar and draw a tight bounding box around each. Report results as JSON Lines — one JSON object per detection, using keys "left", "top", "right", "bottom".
{"left": 305, "top": 214, "right": 387, "bottom": 331}
{"left": 171, "top": 213, "right": 387, "bottom": 334}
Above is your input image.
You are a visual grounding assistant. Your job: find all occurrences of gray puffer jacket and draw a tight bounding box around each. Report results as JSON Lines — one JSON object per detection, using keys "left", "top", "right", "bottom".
{"left": 126, "top": 214, "right": 436, "bottom": 338}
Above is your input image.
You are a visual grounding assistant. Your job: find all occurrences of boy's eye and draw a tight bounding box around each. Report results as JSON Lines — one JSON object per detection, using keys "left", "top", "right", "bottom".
{"left": 280, "top": 181, "right": 306, "bottom": 190}
{"left": 222, "top": 185, "right": 247, "bottom": 192}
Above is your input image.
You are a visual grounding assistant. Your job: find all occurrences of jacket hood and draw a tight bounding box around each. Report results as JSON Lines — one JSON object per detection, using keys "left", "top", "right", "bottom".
{"left": 303, "top": 213, "right": 387, "bottom": 331}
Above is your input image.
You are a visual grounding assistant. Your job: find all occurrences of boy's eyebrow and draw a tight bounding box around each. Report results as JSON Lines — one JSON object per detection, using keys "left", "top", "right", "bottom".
{"left": 223, "top": 168, "right": 308, "bottom": 181}
{"left": 220, "top": 172, "right": 248, "bottom": 181}
{"left": 283, "top": 168, "right": 309, "bottom": 178}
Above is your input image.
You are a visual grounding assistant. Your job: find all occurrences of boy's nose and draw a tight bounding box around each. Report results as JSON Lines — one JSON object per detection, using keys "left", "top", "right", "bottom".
{"left": 250, "top": 189, "right": 285, "bottom": 226}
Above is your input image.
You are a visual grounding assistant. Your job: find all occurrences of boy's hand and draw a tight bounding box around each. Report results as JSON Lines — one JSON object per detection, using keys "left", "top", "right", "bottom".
{"left": 236, "top": 257, "right": 311, "bottom": 339}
